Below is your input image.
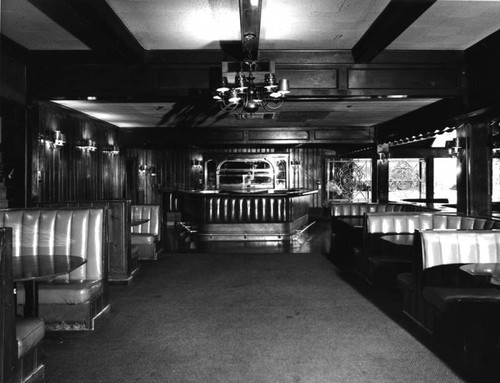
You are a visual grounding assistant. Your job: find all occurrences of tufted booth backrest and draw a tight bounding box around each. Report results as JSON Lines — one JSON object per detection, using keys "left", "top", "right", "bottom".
{"left": 331, "top": 202, "right": 437, "bottom": 217}
{"left": 131, "top": 205, "right": 161, "bottom": 239}
{"left": 0, "top": 208, "right": 105, "bottom": 281}
{"left": 419, "top": 230, "right": 500, "bottom": 270}
{"left": 366, "top": 213, "right": 500, "bottom": 234}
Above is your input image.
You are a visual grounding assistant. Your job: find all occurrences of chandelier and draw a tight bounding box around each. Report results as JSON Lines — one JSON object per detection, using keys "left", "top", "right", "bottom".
{"left": 213, "top": 60, "right": 290, "bottom": 118}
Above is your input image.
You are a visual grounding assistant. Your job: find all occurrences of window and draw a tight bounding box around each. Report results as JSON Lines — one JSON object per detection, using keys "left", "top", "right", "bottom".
{"left": 433, "top": 158, "right": 457, "bottom": 204}
{"left": 492, "top": 158, "right": 500, "bottom": 202}
{"left": 326, "top": 158, "right": 372, "bottom": 202}
{"left": 388, "top": 159, "right": 426, "bottom": 201}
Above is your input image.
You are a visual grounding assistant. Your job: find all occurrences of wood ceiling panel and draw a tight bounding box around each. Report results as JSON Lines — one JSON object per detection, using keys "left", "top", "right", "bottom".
{"left": 52, "top": 98, "right": 441, "bottom": 128}
{"left": 388, "top": 0, "right": 500, "bottom": 50}
{"left": 260, "top": 0, "right": 391, "bottom": 50}
{"left": 1, "top": 0, "right": 89, "bottom": 50}
{"left": 106, "top": 0, "right": 240, "bottom": 50}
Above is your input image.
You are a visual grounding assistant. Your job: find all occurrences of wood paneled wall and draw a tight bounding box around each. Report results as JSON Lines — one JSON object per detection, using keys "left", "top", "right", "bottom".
{"left": 125, "top": 146, "right": 326, "bottom": 208}
{"left": 126, "top": 148, "right": 193, "bottom": 205}
{"left": 1, "top": 53, "right": 27, "bottom": 207}
{"left": 31, "top": 102, "right": 124, "bottom": 203}
{"left": 289, "top": 147, "right": 324, "bottom": 209}
{"left": 30, "top": 102, "right": 327, "bottom": 208}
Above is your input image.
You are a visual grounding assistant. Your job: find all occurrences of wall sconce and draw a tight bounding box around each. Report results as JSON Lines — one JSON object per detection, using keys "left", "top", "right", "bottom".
{"left": 493, "top": 141, "right": 500, "bottom": 158}
{"left": 291, "top": 160, "right": 301, "bottom": 172}
{"left": 446, "top": 138, "right": 464, "bottom": 159}
{"left": 377, "top": 143, "right": 390, "bottom": 164}
{"left": 102, "top": 145, "right": 120, "bottom": 157}
{"left": 76, "top": 139, "right": 97, "bottom": 153}
{"left": 139, "top": 165, "right": 156, "bottom": 176}
{"left": 53, "top": 130, "right": 66, "bottom": 147}
{"left": 39, "top": 130, "right": 66, "bottom": 149}
{"left": 149, "top": 166, "right": 157, "bottom": 177}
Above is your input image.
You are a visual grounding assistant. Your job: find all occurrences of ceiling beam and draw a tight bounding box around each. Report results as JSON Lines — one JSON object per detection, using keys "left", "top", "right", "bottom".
{"left": 239, "top": 0, "right": 262, "bottom": 60}
{"left": 376, "top": 98, "right": 464, "bottom": 143}
{"left": 27, "top": 0, "right": 144, "bottom": 63}
{"left": 30, "top": 61, "right": 463, "bottom": 100}
{"left": 1, "top": 35, "right": 30, "bottom": 63}
{"left": 352, "top": 0, "right": 436, "bottom": 63}
{"left": 465, "top": 27, "right": 500, "bottom": 110}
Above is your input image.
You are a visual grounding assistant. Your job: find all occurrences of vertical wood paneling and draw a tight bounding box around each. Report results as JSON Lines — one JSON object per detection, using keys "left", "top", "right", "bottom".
{"left": 290, "top": 147, "right": 323, "bottom": 208}
{"left": 126, "top": 148, "right": 192, "bottom": 205}
{"left": 31, "top": 102, "right": 124, "bottom": 203}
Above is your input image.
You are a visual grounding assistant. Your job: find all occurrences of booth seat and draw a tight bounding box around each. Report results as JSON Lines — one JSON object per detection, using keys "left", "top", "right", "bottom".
{"left": 1, "top": 228, "right": 45, "bottom": 383}
{"left": 0, "top": 208, "right": 109, "bottom": 331}
{"left": 34, "top": 200, "right": 137, "bottom": 284}
{"left": 131, "top": 204, "right": 161, "bottom": 260}
{"left": 399, "top": 230, "right": 500, "bottom": 376}
{"left": 330, "top": 201, "right": 438, "bottom": 219}
{"left": 330, "top": 202, "right": 438, "bottom": 267}
{"left": 354, "top": 212, "right": 500, "bottom": 286}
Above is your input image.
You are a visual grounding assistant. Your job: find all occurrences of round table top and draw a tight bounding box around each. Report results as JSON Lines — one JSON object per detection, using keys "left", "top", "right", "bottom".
{"left": 131, "top": 218, "right": 150, "bottom": 226}
{"left": 12, "top": 255, "right": 86, "bottom": 282}
{"left": 380, "top": 234, "right": 415, "bottom": 246}
{"left": 337, "top": 217, "right": 364, "bottom": 228}
{"left": 460, "top": 263, "right": 500, "bottom": 286}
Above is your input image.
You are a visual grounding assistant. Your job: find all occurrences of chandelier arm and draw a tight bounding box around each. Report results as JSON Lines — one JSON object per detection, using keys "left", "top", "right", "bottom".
{"left": 220, "top": 101, "right": 240, "bottom": 112}
{"left": 262, "top": 98, "right": 284, "bottom": 111}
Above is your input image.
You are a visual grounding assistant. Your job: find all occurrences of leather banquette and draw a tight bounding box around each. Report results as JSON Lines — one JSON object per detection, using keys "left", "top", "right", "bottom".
{"left": 131, "top": 204, "right": 162, "bottom": 260}
{"left": 400, "top": 230, "right": 500, "bottom": 375}
{"left": 358, "top": 213, "right": 500, "bottom": 285}
{"left": 0, "top": 208, "right": 109, "bottom": 331}
{"left": 1, "top": 227, "right": 45, "bottom": 383}
{"left": 34, "top": 200, "right": 137, "bottom": 284}
{"left": 330, "top": 202, "right": 438, "bottom": 218}
{"left": 330, "top": 202, "right": 438, "bottom": 267}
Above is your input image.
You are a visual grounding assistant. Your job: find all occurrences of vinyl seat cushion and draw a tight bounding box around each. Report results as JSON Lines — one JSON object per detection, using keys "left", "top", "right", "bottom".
{"left": 16, "top": 317, "right": 45, "bottom": 358}
{"left": 16, "top": 280, "right": 103, "bottom": 305}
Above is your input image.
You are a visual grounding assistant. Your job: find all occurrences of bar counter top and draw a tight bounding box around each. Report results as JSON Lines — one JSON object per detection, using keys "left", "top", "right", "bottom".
{"left": 180, "top": 188, "right": 318, "bottom": 197}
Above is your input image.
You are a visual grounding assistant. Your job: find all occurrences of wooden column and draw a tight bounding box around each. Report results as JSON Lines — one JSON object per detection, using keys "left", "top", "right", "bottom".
{"left": 425, "top": 157, "right": 434, "bottom": 200}
{"left": 375, "top": 144, "right": 389, "bottom": 203}
{"left": 456, "top": 121, "right": 492, "bottom": 216}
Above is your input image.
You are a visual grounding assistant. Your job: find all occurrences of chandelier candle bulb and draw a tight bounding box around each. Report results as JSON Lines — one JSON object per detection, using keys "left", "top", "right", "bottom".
{"left": 235, "top": 74, "right": 248, "bottom": 91}
{"left": 264, "top": 73, "right": 278, "bottom": 90}
{"left": 216, "top": 77, "right": 230, "bottom": 92}
{"left": 228, "top": 90, "right": 241, "bottom": 103}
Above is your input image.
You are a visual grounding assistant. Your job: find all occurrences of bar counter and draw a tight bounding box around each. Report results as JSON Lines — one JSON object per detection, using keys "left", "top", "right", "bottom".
{"left": 180, "top": 189, "right": 318, "bottom": 241}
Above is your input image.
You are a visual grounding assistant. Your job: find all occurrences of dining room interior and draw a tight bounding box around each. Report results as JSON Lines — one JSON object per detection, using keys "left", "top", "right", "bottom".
{"left": 2, "top": 1, "right": 500, "bottom": 382}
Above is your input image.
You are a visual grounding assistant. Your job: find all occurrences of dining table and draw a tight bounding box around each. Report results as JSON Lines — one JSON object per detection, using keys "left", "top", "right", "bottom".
{"left": 131, "top": 218, "right": 150, "bottom": 227}
{"left": 380, "top": 234, "right": 415, "bottom": 248}
{"left": 379, "top": 234, "right": 415, "bottom": 262}
{"left": 13, "top": 254, "right": 87, "bottom": 317}
{"left": 459, "top": 263, "right": 500, "bottom": 287}
{"left": 336, "top": 217, "right": 364, "bottom": 229}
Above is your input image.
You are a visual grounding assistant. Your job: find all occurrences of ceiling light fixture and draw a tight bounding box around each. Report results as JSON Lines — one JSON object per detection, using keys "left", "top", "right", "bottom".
{"left": 213, "top": 60, "right": 290, "bottom": 119}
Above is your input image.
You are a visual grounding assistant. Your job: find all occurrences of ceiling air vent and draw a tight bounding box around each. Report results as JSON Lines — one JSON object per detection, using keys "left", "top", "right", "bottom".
{"left": 233, "top": 112, "right": 276, "bottom": 120}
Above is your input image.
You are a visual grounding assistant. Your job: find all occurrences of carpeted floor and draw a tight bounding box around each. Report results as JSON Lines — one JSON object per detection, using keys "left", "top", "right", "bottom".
{"left": 41, "top": 248, "right": 468, "bottom": 383}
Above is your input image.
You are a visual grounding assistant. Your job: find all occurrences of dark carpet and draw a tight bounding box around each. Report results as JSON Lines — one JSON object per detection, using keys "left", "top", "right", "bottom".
{"left": 41, "top": 251, "right": 466, "bottom": 383}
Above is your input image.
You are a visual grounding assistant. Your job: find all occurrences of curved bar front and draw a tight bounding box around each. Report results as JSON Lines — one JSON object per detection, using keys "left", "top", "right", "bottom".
{"left": 180, "top": 189, "right": 317, "bottom": 241}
